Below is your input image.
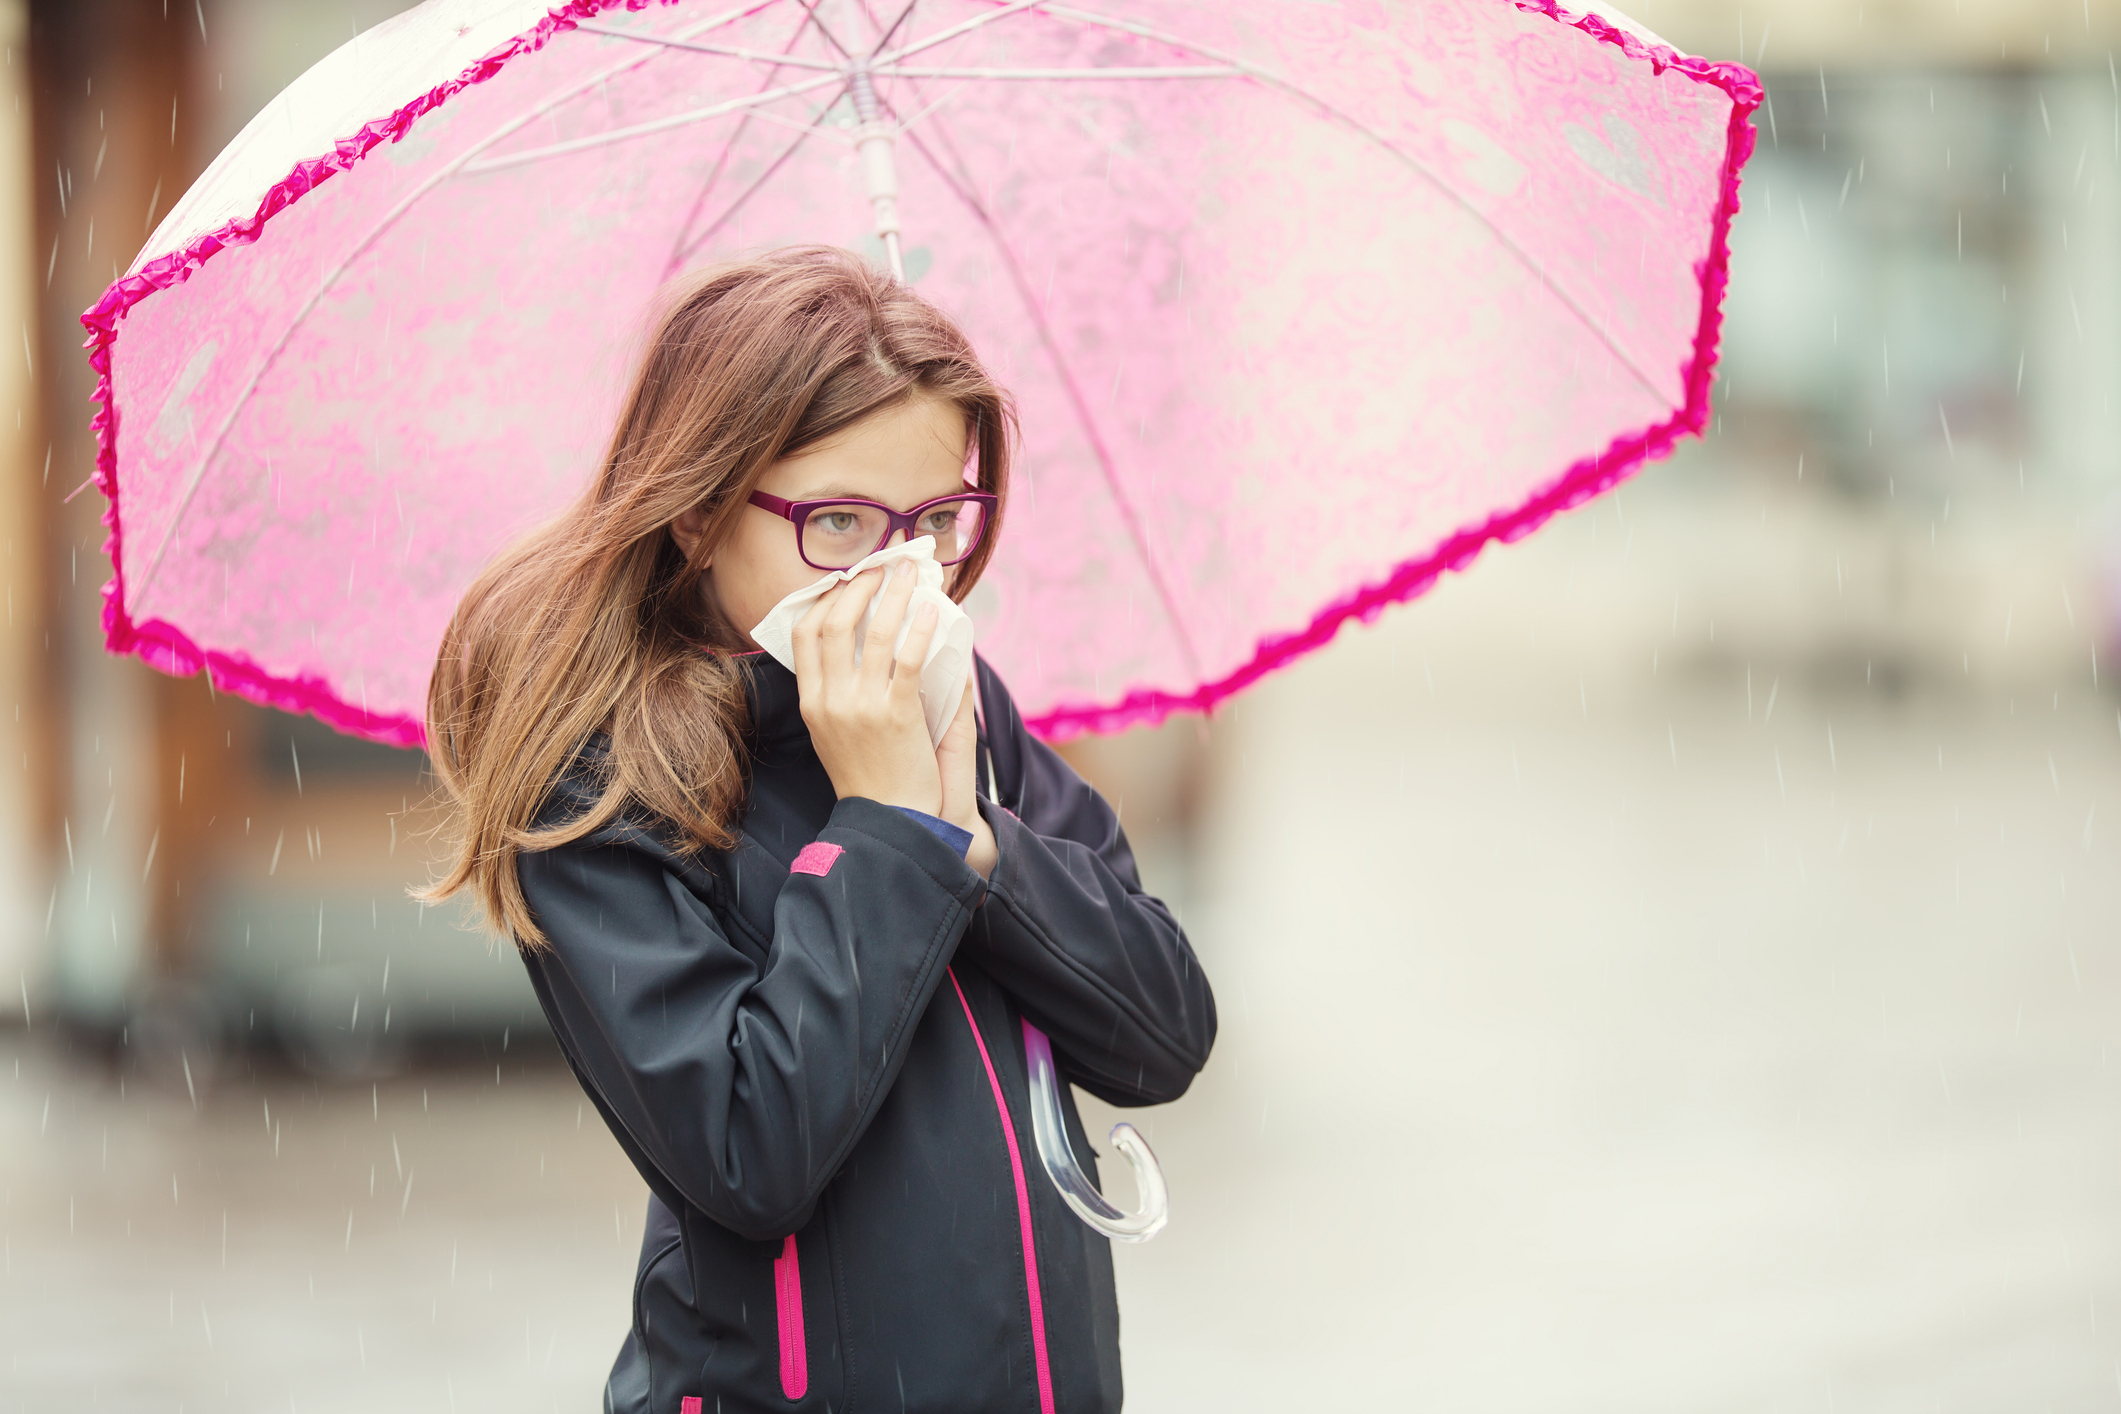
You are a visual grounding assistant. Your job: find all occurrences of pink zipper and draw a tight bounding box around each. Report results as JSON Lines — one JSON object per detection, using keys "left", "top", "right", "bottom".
{"left": 947, "top": 968, "right": 1056, "bottom": 1414}
{"left": 774, "top": 1233, "right": 808, "bottom": 1400}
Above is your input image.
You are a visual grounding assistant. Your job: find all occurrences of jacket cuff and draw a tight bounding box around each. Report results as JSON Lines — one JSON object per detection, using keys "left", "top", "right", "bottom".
{"left": 828, "top": 797, "right": 985, "bottom": 897}
{"left": 889, "top": 806, "right": 975, "bottom": 858}
{"left": 974, "top": 796, "right": 1031, "bottom": 896}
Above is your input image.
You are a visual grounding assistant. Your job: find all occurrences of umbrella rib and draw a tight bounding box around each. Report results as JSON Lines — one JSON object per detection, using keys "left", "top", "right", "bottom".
{"left": 868, "top": 0, "right": 1051, "bottom": 64}
{"left": 670, "top": 106, "right": 841, "bottom": 270}
{"left": 461, "top": 71, "right": 845, "bottom": 174}
{"left": 873, "top": 65, "right": 1241, "bottom": 79}
{"left": 793, "top": 0, "right": 859, "bottom": 60}
{"left": 126, "top": 2, "right": 792, "bottom": 603}
{"left": 1039, "top": 4, "right": 1675, "bottom": 407}
{"left": 897, "top": 124, "right": 1205, "bottom": 685}
{"left": 891, "top": 79, "right": 973, "bottom": 134}
{"left": 664, "top": 4, "right": 848, "bottom": 280}
{"left": 867, "top": 0, "right": 924, "bottom": 54}
{"left": 571, "top": 26, "right": 846, "bottom": 71}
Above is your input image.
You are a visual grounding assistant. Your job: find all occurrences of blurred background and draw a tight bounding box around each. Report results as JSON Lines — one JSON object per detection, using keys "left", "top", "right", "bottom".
{"left": 4, "top": 0, "right": 2121, "bottom": 1409}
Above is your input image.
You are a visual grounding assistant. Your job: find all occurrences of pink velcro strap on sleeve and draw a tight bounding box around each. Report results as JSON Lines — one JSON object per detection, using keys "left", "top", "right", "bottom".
{"left": 789, "top": 841, "right": 844, "bottom": 877}
{"left": 681, "top": 1399, "right": 702, "bottom": 1414}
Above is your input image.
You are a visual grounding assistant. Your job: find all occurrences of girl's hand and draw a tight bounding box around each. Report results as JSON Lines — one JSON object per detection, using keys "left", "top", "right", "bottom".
{"left": 935, "top": 678, "right": 998, "bottom": 879}
{"left": 792, "top": 562, "right": 944, "bottom": 816}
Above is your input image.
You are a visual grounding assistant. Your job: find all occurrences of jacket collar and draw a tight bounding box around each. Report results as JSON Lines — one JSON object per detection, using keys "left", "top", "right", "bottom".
{"left": 736, "top": 651, "right": 810, "bottom": 755}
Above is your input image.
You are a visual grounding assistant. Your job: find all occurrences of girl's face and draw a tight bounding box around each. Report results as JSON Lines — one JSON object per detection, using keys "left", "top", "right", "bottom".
{"left": 680, "top": 393, "right": 972, "bottom": 646}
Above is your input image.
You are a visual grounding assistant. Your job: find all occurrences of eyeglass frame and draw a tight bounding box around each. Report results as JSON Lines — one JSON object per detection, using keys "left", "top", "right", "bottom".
{"left": 746, "top": 489, "right": 1001, "bottom": 572}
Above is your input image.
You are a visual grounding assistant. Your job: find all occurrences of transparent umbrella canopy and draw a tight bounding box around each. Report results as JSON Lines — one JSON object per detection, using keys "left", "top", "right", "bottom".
{"left": 78, "top": 0, "right": 1759, "bottom": 1239}
{"left": 83, "top": 0, "right": 1759, "bottom": 743}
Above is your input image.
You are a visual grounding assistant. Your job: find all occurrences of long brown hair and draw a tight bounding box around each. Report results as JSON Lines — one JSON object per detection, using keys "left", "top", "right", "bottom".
{"left": 420, "top": 247, "right": 1014, "bottom": 949}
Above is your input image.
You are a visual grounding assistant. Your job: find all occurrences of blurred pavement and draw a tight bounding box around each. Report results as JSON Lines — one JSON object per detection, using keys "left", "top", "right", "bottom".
{"left": 1, "top": 1035, "right": 645, "bottom": 1412}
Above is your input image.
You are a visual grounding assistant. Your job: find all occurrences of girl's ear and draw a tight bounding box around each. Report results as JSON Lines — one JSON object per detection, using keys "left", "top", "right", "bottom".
{"left": 670, "top": 506, "right": 710, "bottom": 567}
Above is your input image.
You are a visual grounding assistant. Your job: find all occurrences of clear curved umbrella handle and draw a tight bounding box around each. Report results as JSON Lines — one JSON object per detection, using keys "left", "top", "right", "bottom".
{"left": 1021, "top": 1022, "right": 1169, "bottom": 1243}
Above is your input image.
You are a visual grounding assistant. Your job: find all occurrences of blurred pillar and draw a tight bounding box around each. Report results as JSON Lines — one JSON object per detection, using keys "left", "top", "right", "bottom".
{"left": 2028, "top": 73, "right": 2121, "bottom": 498}
{"left": 28, "top": 0, "right": 202, "bottom": 1030}
{"left": 0, "top": 0, "right": 48, "bottom": 1019}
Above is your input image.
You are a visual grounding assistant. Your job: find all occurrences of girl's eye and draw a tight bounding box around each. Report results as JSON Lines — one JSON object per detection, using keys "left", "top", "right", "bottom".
{"left": 812, "top": 511, "right": 863, "bottom": 536}
{"left": 917, "top": 510, "right": 960, "bottom": 535}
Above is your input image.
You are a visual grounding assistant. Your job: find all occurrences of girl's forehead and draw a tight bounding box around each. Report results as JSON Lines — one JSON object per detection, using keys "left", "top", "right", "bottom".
{"left": 766, "top": 396, "right": 969, "bottom": 498}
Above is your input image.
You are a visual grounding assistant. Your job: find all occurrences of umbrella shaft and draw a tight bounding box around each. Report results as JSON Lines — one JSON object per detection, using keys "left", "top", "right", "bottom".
{"left": 849, "top": 65, "right": 883, "bottom": 126}
{"left": 848, "top": 66, "right": 904, "bottom": 277}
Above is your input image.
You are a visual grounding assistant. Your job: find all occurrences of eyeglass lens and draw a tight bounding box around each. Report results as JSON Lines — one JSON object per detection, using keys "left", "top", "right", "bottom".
{"left": 801, "top": 499, "right": 987, "bottom": 569}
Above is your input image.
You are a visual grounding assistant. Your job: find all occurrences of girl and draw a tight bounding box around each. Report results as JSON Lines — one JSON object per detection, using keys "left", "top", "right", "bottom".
{"left": 423, "top": 247, "right": 1216, "bottom": 1413}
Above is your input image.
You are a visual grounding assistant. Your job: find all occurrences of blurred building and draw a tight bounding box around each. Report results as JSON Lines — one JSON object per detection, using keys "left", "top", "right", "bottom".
{"left": 1650, "top": 0, "right": 2121, "bottom": 695}
{"left": 6, "top": 0, "right": 537, "bottom": 1087}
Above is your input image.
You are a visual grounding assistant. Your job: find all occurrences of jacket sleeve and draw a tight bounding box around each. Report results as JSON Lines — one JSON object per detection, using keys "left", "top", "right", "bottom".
{"left": 963, "top": 658, "right": 1218, "bottom": 1107}
{"left": 516, "top": 789, "right": 985, "bottom": 1241}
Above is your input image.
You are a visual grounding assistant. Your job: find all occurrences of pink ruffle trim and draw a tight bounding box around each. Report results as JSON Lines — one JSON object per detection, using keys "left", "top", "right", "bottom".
{"left": 77, "top": 0, "right": 1759, "bottom": 748}
{"left": 78, "top": 0, "right": 664, "bottom": 748}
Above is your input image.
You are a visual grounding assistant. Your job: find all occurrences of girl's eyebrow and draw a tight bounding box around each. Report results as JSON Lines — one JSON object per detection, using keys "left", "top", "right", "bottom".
{"left": 796, "top": 484, "right": 966, "bottom": 503}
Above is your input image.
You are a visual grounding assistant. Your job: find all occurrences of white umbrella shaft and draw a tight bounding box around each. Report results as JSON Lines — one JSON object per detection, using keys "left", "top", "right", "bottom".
{"left": 849, "top": 66, "right": 904, "bottom": 279}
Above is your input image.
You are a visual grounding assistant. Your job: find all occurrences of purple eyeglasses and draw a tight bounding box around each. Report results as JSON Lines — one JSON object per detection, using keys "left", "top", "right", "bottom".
{"left": 747, "top": 489, "right": 999, "bottom": 572}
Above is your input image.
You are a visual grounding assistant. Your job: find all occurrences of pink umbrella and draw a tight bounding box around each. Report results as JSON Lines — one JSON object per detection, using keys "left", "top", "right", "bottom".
{"left": 81, "top": 0, "right": 1758, "bottom": 747}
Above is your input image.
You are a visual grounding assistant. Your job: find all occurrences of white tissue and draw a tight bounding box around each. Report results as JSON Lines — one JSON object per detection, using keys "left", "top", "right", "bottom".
{"left": 747, "top": 537, "right": 976, "bottom": 747}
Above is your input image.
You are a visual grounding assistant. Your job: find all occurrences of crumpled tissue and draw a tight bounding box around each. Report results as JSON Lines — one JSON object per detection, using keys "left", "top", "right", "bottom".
{"left": 748, "top": 537, "right": 975, "bottom": 747}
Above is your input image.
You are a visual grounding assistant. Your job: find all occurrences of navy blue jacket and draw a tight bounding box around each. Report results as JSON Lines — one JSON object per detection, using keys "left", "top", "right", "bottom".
{"left": 515, "top": 653, "right": 1216, "bottom": 1413}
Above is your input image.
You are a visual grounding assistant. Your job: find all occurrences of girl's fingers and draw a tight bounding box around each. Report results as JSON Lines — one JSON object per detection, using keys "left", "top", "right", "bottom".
{"left": 819, "top": 569, "right": 883, "bottom": 678}
{"left": 934, "top": 674, "right": 974, "bottom": 782}
{"left": 860, "top": 562, "right": 919, "bottom": 690}
{"left": 891, "top": 600, "right": 940, "bottom": 707}
{"left": 790, "top": 583, "right": 840, "bottom": 696}
{"left": 943, "top": 675, "right": 976, "bottom": 745}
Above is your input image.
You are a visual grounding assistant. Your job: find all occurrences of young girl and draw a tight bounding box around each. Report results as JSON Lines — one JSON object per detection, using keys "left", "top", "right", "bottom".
{"left": 423, "top": 247, "right": 1216, "bottom": 1413}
